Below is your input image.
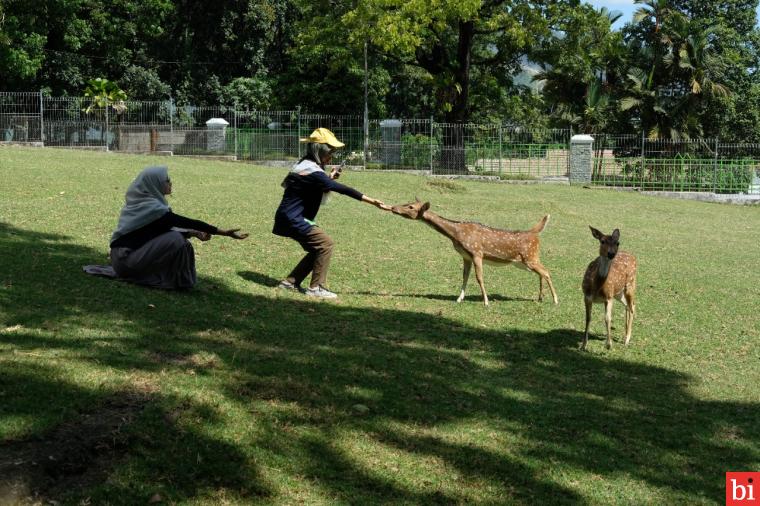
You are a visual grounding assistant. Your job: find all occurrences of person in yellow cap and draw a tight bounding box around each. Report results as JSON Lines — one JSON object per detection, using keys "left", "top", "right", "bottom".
{"left": 273, "top": 128, "right": 389, "bottom": 298}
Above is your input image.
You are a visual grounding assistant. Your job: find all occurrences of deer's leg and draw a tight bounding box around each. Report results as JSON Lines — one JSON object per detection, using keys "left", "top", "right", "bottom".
{"left": 457, "top": 259, "right": 472, "bottom": 303}
{"left": 526, "top": 261, "right": 559, "bottom": 304}
{"left": 581, "top": 297, "right": 592, "bottom": 351}
{"left": 539, "top": 275, "right": 544, "bottom": 302}
{"left": 624, "top": 288, "right": 635, "bottom": 346}
{"left": 604, "top": 299, "right": 613, "bottom": 350}
{"left": 472, "top": 255, "right": 488, "bottom": 306}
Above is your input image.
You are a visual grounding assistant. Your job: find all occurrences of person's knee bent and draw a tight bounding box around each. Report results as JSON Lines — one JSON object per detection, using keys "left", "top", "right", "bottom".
{"left": 315, "top": 234, "right": 335, "bottom": 255}
{"left": 319, "top": 235, "right": 335, "bottom": 253}
{"left": 166, "top": 230, "right": 189, "bottom": 248}
{"left": 164, "top": 230, "right": 194, "bottom": 258}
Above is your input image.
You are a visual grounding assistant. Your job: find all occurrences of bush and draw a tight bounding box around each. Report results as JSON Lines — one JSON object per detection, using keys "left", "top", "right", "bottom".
{"left": 401, "top": 133, "right": 438, "bottom": 169}
{"left": 713, "top": 162, "right": 755, "bottom": 194}
{"left": 593, "top": 157, "right": 755, "bottom": 193}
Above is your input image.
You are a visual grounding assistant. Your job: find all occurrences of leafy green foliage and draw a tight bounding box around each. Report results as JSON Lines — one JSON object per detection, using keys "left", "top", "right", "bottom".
{"left": 119, "top": 65, "right": 171, "bottom": 101}
{"left": 2, "top": 0, "right": 760, "bottom": 139}
{"left": 0, "top": 1, "right": 47, "bottom": 85}
{"left": 83, "top": 78, "right": 127, "bottom": 114}
{"left": 219, "top": 76, "right": 273, "bottom": 110}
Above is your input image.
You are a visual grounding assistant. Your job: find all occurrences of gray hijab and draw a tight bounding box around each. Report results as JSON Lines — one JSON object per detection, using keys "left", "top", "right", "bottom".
{"left": 110, "top": 166, "right": 171, "bottom": 244}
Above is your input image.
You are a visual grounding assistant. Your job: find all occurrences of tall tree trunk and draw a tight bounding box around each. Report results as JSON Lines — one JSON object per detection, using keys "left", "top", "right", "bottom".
{"left": 440, "top": 21, "right": 473, "bottom": 174}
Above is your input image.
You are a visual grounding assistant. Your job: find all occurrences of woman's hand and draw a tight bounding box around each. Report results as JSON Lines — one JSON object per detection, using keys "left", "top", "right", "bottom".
{"left": 329, "top": 167, "right": 341, "bottom": 180}
{"left": 218, "top": 228, "right": 249, "bottom": 240}
{"left": 194, "top": 231, "right": 212, "bottom": 241}
{"left": 362, "top": 196, "right": 391, "bottom": 211}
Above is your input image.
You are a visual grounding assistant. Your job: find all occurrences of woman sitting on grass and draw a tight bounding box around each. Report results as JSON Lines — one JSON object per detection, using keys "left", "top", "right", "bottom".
{"left": 108, "top": 165, "right": 248, "bottom": 289}
{"left": 273, "top": 128, "right": 389, "bottom": 299}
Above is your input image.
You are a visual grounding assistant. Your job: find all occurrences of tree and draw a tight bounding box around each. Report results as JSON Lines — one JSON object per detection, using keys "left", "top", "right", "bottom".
{"left": 633, "top": 0, "right": 674, "bottom": 33}
{"left": 119, "top": 65, "right": 171, "bottom": 101}
{"left": 157, "top": 0, "right": 294, "bottom": 105}
{"left": 84, "top": 78, "right": 127, "bottom": 113}
{"left": 304, "top": 0, "right": 568, "bottom": 171}
{"left": 83, "top": 78, "right": 127, "bottom": 149}
{"left": 532, "top": 4, "right": 626, "bottom": 132}
{"left": 0, "top": 0, "right": 174, "bottom": 94}
{"left": 667, "top": 0, "right": 760, "bottom": 141}
{"left": 0, "top": 0, "right": 47, "bottom": 88}
{"left": 621, "top": 8, "right": 732, "bottom": 139}
{"left": 220, "top": 76, "right": 273, "bottom": 110}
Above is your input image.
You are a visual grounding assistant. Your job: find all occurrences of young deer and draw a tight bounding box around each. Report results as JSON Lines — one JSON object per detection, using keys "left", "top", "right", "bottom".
{"left": 391, "top": 199, "right": 558, "bottom": 306}
{"left": 581, "top": 227, "right": 637, "bottom": 351}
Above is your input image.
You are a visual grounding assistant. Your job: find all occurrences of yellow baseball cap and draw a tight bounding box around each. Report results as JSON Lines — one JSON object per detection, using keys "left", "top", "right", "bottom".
{"left": 299, "top": 127, "right": 345, "bottom": 148}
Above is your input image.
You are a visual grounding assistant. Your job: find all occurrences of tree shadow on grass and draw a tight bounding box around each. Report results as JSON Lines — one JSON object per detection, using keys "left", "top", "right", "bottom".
{"left": 1, "top": 222, "right": 758, "bottom": 504}
{"left": 0, "top": 365, "right": 268, "bottom": 505}
{"left": 344, "top": 290, "right": 534, "bottom": 303}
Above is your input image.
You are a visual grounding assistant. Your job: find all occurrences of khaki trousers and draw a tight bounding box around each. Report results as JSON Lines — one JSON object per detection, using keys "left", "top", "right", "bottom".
{"left": 288, "top": 227, "right": 335, "bottom": 288}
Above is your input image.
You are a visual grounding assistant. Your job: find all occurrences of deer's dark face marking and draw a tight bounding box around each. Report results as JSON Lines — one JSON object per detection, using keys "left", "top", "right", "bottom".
{"left": 590, "top": 226, "right": 621, "bottom": 259}
{"left": 601, "top": 236, "right": 619, "bottom": 259}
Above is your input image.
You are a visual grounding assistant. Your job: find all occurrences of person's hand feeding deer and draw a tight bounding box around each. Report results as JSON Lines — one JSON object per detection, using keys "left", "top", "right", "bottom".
{"left": 273, "top": 128, "right": 389, "bottom": 299}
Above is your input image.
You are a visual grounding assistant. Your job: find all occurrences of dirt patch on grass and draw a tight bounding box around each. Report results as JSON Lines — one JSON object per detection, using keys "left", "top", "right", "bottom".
{"left": 146, "top": 350, "right": 221, "bottom": 370}
{"left": 0, "top": 391, "right": 151, "bottom": 504}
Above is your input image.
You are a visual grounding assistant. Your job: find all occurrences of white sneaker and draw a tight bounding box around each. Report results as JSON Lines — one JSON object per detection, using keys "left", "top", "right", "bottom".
{"left": 278, "top": 280, "right": 303, "bottom": 292}
{"left": 304, "top": 286, "right": 338, "bottom": 299}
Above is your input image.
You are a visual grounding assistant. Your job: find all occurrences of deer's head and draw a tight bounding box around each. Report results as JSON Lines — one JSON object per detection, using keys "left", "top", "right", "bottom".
{"left": 391, "top": 199, "right": 430, "bottom": 220}
{"left": 590, "top": 226, "right": 620, "bottom": 260}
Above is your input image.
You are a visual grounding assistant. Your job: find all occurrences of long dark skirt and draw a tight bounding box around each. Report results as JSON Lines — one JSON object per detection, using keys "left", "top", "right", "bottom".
{"left": 110, "top": 231, "right": 197, "bottom": 289}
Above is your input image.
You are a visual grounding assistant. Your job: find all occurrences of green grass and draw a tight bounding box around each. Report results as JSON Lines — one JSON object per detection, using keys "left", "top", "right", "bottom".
{"left": 1, "top": 146, "right": 758, "bottom": 505}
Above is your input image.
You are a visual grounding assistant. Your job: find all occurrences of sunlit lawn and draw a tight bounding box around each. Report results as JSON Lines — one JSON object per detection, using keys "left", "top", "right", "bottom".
{"left": 1, "top": 146, "right": 758, "bottom": 505}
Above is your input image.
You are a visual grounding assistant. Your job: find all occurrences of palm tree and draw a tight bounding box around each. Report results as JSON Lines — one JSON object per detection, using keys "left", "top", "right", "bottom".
{"left": 622, "top": 13, "right": 731, "bottom": 140}
{"left": 664, "top": 24, "right": 729, "bottom": 98}
{"left": 83, "top": 78, "right": 127, "bottom": 151}
{"left": 633, "top": 0, "right": 674, "bottom": 33}
{"left": 533, "top": 5, "right": 626, "bottom": 131}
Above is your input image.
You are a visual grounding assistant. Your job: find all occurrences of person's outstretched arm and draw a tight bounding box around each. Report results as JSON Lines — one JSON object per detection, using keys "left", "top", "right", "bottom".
{"left": 361, "top": 195, "right": 391, "bottom": 211}
{"left": 168, "top": 212, "right": 249, "bottom": 240}
{"left": 216, "top": 228, "right": 249, "bottom": 239}
{"left": 314, "top": 171, "right": 390, "bottom": 210}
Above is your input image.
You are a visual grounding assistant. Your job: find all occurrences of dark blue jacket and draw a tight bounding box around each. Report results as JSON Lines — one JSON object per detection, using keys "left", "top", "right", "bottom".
{"left": 273, "top": 170, "right": 363, "bottom": 238}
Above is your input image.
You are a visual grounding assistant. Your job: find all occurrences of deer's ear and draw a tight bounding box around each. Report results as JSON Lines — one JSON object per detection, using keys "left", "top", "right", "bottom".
{"left": 421, "top": 202, "right": 430, "bottom": 213}
{"left": 611, "top": 228, "right": 620, "bottom": 240}
{"left": 590, "top": 226, "right": 603, "bottom": 240}
{"left": 415, "top": 196, "right": 421, "bottom": 203}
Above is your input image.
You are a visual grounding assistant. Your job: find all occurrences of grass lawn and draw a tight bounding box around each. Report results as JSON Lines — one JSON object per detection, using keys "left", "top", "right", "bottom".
{"left": 0, "top": 146, "right": 758, "bottom": 505}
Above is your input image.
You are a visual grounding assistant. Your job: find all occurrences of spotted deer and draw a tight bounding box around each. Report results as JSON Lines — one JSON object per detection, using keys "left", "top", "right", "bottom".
{"left": 581, "top": 227, "right": 637, "bottom": 351}
{"left": 390, "top": 199, "right": 558, "bottom": 306}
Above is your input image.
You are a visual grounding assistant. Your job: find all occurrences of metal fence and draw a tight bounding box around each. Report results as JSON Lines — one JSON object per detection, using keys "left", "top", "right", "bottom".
{"left": 0, "top": 92, "right": 573, "bottom": 177}
{"left": 2, "top": 91, "right": 760, "bottom": 193}
{"left": 1, "top": 92, "right": 42, "bottom": 142}
{"left": 592, "top": 135, "right": 760, "bottom": 194}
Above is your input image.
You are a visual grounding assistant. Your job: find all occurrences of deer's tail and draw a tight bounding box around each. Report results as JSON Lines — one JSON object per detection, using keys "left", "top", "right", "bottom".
{"left": 530, "top": 214, "right": 550, "bottom": 234}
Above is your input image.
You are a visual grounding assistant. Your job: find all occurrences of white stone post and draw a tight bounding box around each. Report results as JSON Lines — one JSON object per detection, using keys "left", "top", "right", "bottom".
{"left": 570, "top": 134, "right": 594, "bottom": 185}
{"left": 206, "top": 118, "right": 229, "bottom": 152}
